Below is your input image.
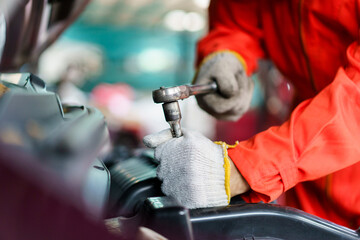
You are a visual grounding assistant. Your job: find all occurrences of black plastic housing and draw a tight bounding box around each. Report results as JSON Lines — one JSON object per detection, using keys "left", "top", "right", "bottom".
{"left": 109, "top": 150, "right": 360, "bottom": 240}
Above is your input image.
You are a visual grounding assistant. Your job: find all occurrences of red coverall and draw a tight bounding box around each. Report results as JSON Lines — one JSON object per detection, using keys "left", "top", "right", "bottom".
{"left": 197, "top": 0, "right": 360, "bottom": 229}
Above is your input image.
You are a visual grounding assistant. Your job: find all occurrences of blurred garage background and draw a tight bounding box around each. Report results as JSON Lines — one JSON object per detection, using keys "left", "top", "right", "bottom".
{"left": 36, "top": 0, "right": 294, "bottom": 150}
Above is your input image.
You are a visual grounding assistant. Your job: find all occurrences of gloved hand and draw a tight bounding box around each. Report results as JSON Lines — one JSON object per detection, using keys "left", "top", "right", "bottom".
{"left": 143, "top": 129, "right": 230, "bottom": 209}
{"left": 194, "top": 51, "right": 254, "bottom": 121}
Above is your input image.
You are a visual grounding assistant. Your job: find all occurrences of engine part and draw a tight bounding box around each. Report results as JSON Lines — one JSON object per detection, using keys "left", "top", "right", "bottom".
{"left": 106, "top": 150, "right": 163, "bottom": 218}
{"left": 108, "top": 151, "right": 360, "bottom": 240}
{"left": 140, "top": 196, "right": 360, "bottom": 240}
{"left": 0, "top": 0, "right": 90, "bottom": 72}
{"left": 0, "top": 73, "right": 110, "bottom": 218}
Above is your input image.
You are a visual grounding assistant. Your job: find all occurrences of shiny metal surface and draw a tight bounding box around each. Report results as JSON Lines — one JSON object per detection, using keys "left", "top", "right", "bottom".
{"left": 153, "top": 82, "right": 217, "bottom": 103}
{"left": 152, "top": 82, "right": 217, "bottom": 138}
{"left": 162, "top": 101, "right": 182, "bottom": 137}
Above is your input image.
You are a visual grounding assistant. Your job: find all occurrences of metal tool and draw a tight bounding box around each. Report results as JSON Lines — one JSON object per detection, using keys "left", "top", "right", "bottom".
{"left": 152, "top": 82, "right": 217, "bottom": 138}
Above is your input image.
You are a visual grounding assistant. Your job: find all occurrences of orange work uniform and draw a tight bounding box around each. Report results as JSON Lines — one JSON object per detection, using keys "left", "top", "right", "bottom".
{"left": 197, "top": 0, "right": 360, "bottom": 229}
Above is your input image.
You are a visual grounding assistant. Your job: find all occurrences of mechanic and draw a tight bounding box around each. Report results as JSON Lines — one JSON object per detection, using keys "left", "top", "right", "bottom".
{"left": 144, "top": 0, "right": 360, "bottom": 229}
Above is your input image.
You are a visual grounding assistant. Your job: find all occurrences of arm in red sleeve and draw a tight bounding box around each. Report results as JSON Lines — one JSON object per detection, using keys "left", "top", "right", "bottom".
{"left": 228, "top": 41, "right": 360, "bottom": 203}
{"left": 196, "top": 0, "right": 266, "bottom": 75}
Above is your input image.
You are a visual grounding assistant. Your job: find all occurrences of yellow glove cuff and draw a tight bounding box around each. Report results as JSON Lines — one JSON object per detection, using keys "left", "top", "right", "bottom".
{"left": 214, "top": 141, "right": 240, "bottom": 203}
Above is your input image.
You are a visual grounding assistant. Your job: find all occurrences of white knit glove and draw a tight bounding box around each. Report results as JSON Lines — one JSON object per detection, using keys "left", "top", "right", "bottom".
{"left": 194, "top": 51, "right": 254, "bottom": 121}
{"left": 143, "top": 129, "right": 230, "bottom": 209}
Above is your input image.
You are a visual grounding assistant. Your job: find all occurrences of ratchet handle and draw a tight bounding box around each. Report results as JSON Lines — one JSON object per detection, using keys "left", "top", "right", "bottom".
{"left": 153, "top": 82, "right": 218, "bottom": 103}
{"left": 188, "top": 82, "right": 217, "bottom": 96}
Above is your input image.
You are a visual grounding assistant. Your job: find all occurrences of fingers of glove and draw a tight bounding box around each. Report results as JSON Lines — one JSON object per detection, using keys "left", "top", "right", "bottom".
{"left": 180, "top": 128, "right": 208, "bottom": 141}
{"left": 155, "top": 130, "right": 205, "bottom": 180}
{"left": 196, "top": 93, "right": 242, "bottom": 114}
{"left": 195, "top": 52, "right": 246, "bottom": 96}
{"left": 154, "top": 134, "right": 193, "bottom": 165}
{"left": 160, "top": 175, "right": 202, "bottom": 208}
{"left": 213, "top": 86, "right": 254, "bottom": 120}
{"left": 160, "top": 172, "right": 225, "bottom": 209}
{"left": 196, "top": 92, "right": 252, "bottom": 120}
{"left": 154, "top": 130, "right": 228, "bottom": 209}
{"left": 196, "top": 72, "right": 239, "bottom": 99}
{"left": 236, "top": 73, "right": 254, "bottom": 96}
{"left": 156, "top": 147, "right": 188, "bottom": 182}
{"left": 213, "top": 69, "right": 241, "bottom": 98}
{"left": 196, "top": 75, "right": 254, "bottom": 116}
{"left": 154, "top": 138, "right": 176, "bottom": 163}
{"left": 143, "top": 129, "right": 173, "bottom": 148}
{"left": 194, "top": 72, "right": 211, "bottom": 85}
{"left": 196, "top": 68, "right": 240, "bottom": 100}
{"left": 153, "top": 134, "right": 187, "bottom": 167}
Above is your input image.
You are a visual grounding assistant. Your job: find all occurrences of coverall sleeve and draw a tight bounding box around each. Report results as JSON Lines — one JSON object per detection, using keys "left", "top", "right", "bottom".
{"left": 228, "top": 41, "right": 360, "bottom": 203}
{"left": 196, "top": 0, "right": 265, "bottom": 75}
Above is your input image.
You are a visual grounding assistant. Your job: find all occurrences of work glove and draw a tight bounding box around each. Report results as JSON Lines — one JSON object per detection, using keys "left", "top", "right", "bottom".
{"left": 194, "top": 51, "right": 254, "bottom": 121}
{"left": 143, "top": 129, "right": 233, "bottom": 209}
